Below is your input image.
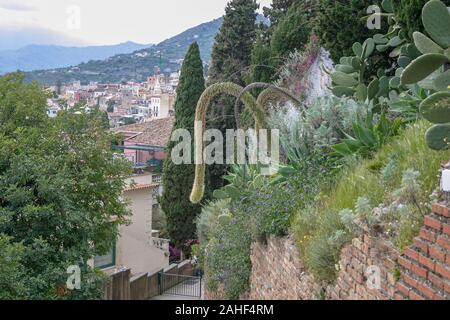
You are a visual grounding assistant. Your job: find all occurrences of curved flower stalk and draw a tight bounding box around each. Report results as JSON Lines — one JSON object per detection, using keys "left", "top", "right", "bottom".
{"left": 190, "top": 82, "right": 261, "bottom": 204}
{"left": 234, "top": 82, "right": 303, "bottom": 128}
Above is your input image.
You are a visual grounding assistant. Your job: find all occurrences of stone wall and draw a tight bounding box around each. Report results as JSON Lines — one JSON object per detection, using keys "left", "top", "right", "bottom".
{"left": 205, "top": 203, "right": 450, "bottom": 300}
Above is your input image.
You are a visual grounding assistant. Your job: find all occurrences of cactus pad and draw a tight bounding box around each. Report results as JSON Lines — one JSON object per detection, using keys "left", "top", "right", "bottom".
{"left": 420, "top": 92, "right": 450, "bottom": 123}
{"left": 425, "top": 124, "right": 450, "bottom": 150}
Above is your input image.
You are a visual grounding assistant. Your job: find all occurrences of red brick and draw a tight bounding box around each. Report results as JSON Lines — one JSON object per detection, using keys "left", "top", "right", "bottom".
{"left": 443, "top": 223, "right": 450, "bottom": 236}
{"left": 429, "top": 245, "right": 446, "bottom": 262}
{"left": 404, "top": 247, "right": 419, "bottom": 261}
{"left": 420, "top": 228, "right": 437, "bottom": 242}
{"left": 418, "top": 253, "right": 435, "bottom": 271}
{"left": 411, "top": 263, "right": 428, "bottom": 279}
{"left": 413, "top": 237, "right": 429, "bottom": 254}
{"left": 394, "top": 293, "right": 406, "bottom": 300}
{"left": 447, "top": 255, "right": 450, "bottom": 265}
{"left": 428, "top": 272, "right": 444, "bottom": 290}
{"left": 445, "top": 279, "right": 450, "bottom": 294}
{"left": 402, "top": 273, "right": 418, "bottom": 289}
{"left": 398, "top": 256, "right": 412, "bottom": 270}
{"left": 435, "top": 262, "right": 450, "bottom": 279}
{"left": 432, "top": 292, "right": 446, "bottom": 300}
{"left": 432, "top": 203, "right": 450, "bottom": 218}
{"left": 395, "top": 281, "right": 410, "bottom": 296}
{"left": 424, "top": 215, "right": 442, "bottom": 231}
{"left": 437, "top": 235, "right": 450, "bottom": 251}
{"left": 417, "top": 282, "right": 435, "bottom": 299}
{"left": 384, "top": 257, "right": 396, "bottom": 270}
{"left": 409, "top": 289, "right": 425, "bottom": 300}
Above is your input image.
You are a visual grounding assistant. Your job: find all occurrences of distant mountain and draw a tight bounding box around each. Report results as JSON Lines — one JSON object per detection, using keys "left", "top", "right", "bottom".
{"left": 25, "top": 18, "right": 223, "bottom": 85}
{"left": 0, "top": 42, "right": 153, "bottom": 74}
{"left": 25, "top": 15, "right": 268, "bottom": 85}
{"left": 0, "top": 26, "right": 85, "bottom": 52}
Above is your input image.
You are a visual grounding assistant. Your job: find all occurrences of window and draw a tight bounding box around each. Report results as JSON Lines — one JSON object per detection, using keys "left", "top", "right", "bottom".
{"left": 94, "top": 242, "right": 116, "bottom": 269}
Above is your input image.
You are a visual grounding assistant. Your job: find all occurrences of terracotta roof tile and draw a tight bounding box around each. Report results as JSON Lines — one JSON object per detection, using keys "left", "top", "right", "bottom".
{"left": 111, "top": 117, "right": 175, "bottom": 147}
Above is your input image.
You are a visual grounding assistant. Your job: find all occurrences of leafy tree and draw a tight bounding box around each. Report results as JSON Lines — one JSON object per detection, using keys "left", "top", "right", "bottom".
{"left": 206, "top": 0, "right": 258, "bottom": 193}
{"left": 393, "top": 0, "right": 450, "bottom": 39}
{"left": 160, "top": 43, "right": 205, "bottom": 248}
{"left": 0, "top": 235, "right": 27, "bottom": 299}
{"left": 314, "top": 0, "right": 383, "bottom": 62}
{"left": 248, "top": 28, "right": 276, "bottom": 84}
{"left": 270, "top": 0, "right": 314, "bottom": 58}
{"left": 263, "top": 0, "right": 297, "bottom": 27}
{"left": 0, "top": 73, "right": 131, "bottom": 299}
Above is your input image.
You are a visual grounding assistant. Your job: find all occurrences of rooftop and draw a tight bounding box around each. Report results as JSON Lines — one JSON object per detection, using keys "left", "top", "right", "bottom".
{"left": 111, "top": 117, "right": 175, "bottom": 148}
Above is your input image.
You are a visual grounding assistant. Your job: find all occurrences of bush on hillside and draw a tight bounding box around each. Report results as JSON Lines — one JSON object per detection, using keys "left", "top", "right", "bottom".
{"left": 292, "top": 121, "right": 449, "bottom": 282}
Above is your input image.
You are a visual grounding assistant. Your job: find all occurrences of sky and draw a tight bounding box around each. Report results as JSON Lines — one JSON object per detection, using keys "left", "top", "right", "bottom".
{"left": 0, "top": 0, "right": 272, "bottom": 49}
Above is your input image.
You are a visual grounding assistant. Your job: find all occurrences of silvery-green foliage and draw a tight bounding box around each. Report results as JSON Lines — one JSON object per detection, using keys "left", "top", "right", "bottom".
{"left": 328, "top": 230, "right": 350, "bottom": 249}
{"left": 269, "top": 96, "right": 366, "bottom": 160}
{"left": 394, "top": 169, "right": 422, "bottom": 203}
{"left": 355, "top": 197, "right": 380, "bottom": 228}
{"left": 381, "top": 155, "right": 399, "bottom": 186}
{"left": 339, "top": 208, "right": 357, "bottom": 233}
{"left": 197, "top": 199, "right": 231, "bottom": 243}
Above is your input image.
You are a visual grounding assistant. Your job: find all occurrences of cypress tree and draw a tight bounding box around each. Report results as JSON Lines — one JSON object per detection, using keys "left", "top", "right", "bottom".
{"left": 206, "top": 0, "right": 258, "bottom": 193}
{"left": 263, "top": 0, "right": 296, "bottom": 27}
{"left": 160, "top": 43, "right": 205, "bottom": 248}
{"left": 270, "top": 0, "right": 314, "bottom": 58}
{"left": 393, "top": 0, "right": 450, "bottom": 40}
{"left": 314, "top": 0, "right": 384, "bottom": 62}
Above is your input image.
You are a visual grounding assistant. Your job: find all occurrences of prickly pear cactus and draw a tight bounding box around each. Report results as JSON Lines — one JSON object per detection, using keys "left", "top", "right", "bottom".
{"left": 401, "top": 0, "right": 450, "bottom": 88}
{"left": 330, "top": 0, "right": 420, "bottom": 107}
{"left": 403, "top": 0, "right": 450, "bottom": 151}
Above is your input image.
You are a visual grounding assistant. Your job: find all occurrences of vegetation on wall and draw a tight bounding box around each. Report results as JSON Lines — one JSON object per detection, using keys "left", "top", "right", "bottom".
{"left": 196, "top": 0, "right": 450, "bottom": 297}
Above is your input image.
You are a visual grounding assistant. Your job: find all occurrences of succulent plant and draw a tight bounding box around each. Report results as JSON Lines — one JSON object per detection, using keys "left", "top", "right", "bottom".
{"left": 401, "top": 0, "right": 450, "bottom": 88}
{"left": 399, "top": 0, "right": 450, "bottom": 151}
{"left": 190, "top": 82, "right": 260, "bottom": 204}
{"left": 190, "top": 82, "right": 298, "bottom": 204}
{"left": 330, "top": 1, "right": 420, "bottom": 107}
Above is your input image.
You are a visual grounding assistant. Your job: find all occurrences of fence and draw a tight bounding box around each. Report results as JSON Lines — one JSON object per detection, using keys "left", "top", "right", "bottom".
{"left": 103, "top": 260, "right": 196, "bottom": 300}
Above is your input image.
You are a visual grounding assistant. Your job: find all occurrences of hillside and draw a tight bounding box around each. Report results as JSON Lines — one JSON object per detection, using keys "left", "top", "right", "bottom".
{"left": 0, "top": 42, "right": 152, "bottom": 74}
{"left": 25, "top": 18, "right": 223, "bottom": 85}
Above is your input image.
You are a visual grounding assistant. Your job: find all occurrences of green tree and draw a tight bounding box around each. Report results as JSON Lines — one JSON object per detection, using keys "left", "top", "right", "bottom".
{"left": 314, "top": 0, "right": 383, "bottom": 62}
{"left": 249, "top": 29, "right": 276, "bottom": 84}
{"left": 206, "top": 0, "right": 258, "bottom": 193}
{"left": 270, "top": 0, "right": 314, "bottom": 58}
{"left": 160, "top": 43, "right": 205, "bottom": 248}
{"left": 263, "top": 0, "right": 297, "bottom": 27}
{"left": 0, "top": 235, "right": 27, "bottom": 299}
{"left": 0, "top": 73, "right": 131, "bottom": 299}
{"left": 393, "top": 0, "right": 450, "bottom": 40}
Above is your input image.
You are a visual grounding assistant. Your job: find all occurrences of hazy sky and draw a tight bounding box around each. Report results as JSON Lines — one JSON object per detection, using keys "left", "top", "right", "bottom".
{"left": 0, "top": 0, "right": 272, "bottom": 47}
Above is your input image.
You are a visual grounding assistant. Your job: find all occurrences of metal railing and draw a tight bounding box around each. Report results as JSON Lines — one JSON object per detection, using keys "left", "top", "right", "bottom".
{"left": 159, "top": 273, "right": 202, "bottom": 298}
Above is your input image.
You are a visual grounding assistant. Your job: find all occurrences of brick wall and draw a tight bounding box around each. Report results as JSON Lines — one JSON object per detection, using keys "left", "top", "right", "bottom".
{"left": 393, "top": 203, "right": 450, "bottom": 300}
{"left": 326, "top": 231, "right": 400, "bottom": 300}
{"left": 206, "top": 203, "right": 450, "bottom": 300}
{"left": 246, "top": 236, "right": 320, "bottom": 300}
